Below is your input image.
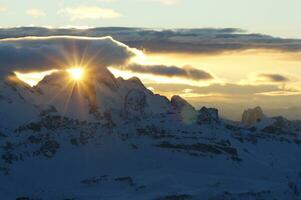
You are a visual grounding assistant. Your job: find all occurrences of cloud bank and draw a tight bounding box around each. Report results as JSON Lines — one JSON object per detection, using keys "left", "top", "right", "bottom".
{"left": 0, "top": 36, "right": 136, "bottom": 75}
{"left": 0, "top": 27, "right": 300, "bottom": 54}
{"left": 0, "top": 35, "right": 212, "bottom": 82}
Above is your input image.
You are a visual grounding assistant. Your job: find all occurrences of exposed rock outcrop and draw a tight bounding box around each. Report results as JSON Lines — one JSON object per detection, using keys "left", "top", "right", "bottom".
{"left": 171, "top": 95, "right": 195, "bottom": 112}
{"left": 262, "top": 116, "right": 301, "bottom": 136}
{"left": 171, "top": 95, "right": 197, "bottom": 124}
{"left": 197, "top": 107, "right": 219, "bottom": 124}
{"left": 242, "top": 106, "right": 266, "bottom": 127}
{"left": 124, "top": 89, "right": 147, "bottom": 118}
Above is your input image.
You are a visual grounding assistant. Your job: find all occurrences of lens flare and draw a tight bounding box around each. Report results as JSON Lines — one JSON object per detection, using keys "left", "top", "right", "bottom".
{"left": 67, "top": 67, "right": 85, "bottom": 81}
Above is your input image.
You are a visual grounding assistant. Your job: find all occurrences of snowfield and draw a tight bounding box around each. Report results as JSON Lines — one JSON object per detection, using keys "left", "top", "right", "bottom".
{"left": 0, "top": 69, "right": 301, "bottom": 200}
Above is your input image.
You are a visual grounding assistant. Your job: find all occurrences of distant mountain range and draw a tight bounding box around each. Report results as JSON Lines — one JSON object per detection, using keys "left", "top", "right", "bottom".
{"left": 0, "top": 68, "right": 300, "bottom": 200}
{"left": 194, "top": 103, "right": 301, "bottom": 121}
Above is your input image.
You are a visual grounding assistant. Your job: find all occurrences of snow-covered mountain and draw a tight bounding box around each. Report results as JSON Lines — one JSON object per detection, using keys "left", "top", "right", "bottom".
{"left": 0, "top": 69, "right": 301, "bottom": 200}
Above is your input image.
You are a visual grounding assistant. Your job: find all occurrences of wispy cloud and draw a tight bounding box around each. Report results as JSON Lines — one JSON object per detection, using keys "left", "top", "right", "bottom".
{"left": 124, "top": 64, "right": 213, "bottom": 81}
{"left": 0, "top": 6, "right": 7, "bottom": 12}
{"left": 258, "top": 73, "right": 290, "bottom": 82}
{"left": 148, "top": 0, "right": 179, "bottom": 5}
{"left": 97, "top": 0, "right": 117, "bottom": 2}
{"left": 26, "top": 9, "right": 46, "bottom": 18}
{"left": 58, "top": 6, "right": 121, "bottom": 20}
{"left": 147, "top": 83, "right": 281, "bottom": 96}
{"left": 59, "top": 25, "right": 95, "bottom": 29}
{"left": 256, "top": 91, "right": 301, "bottom": 96}
{"left": 239, "top": 73, "right": 295, "bottom": 86}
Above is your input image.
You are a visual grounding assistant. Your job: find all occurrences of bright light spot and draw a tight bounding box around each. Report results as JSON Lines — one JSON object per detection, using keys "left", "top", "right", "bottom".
{"left": 67, "top": 67, "right": 85, "bottom": 81}
{"left": 131, "top": 49, "right": 147, "bottom": 64}
{"left": 147, "top": 87, "right": 155, "bottom": 91}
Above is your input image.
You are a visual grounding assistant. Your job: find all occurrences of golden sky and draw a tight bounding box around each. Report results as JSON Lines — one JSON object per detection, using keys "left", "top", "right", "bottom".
{"left": 14, "top": 49, "right": 301, "bottom": 120}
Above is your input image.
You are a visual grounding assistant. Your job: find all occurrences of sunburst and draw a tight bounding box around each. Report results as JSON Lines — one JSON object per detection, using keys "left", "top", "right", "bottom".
{"left": 67, "top": 67, "right": 85, "bottom": 81}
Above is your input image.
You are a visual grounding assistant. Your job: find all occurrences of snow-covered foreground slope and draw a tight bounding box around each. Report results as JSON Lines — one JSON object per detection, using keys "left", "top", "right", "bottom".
{"left": 0, "top": 71, "right": 301, "bottom": 200}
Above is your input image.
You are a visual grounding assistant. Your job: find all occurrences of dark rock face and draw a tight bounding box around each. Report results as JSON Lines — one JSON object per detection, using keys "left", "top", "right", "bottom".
{"left": 96, "top": 68, "right": 120, "bottom": 91}
{"left": 124, "top": 89, "right": 147, "bottom": 118}
{"left": 262, "top": 116, "right": 301, "bottom": 136}
{"left": 171, "top": 95, "right": 197, "bottom": 124}
{"left": 241, "top": 106, "right": 265, "bottom": 127}
{"left": 197, "top": 107, "right": 219, "bottom": 124}
{"left": 171, "top": 95, "right": 195, "bottom": 112}
{"left": 127, "top": 77, "right": 147, "bottom": 90}
{"left": 155, "top": 140, "right": 241, "bottom": 161}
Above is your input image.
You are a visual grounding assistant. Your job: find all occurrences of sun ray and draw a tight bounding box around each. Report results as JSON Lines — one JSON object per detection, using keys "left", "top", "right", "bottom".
{"left": 62, "top": 81, "right": 77, "bottom": 117}
{"left": 46, "top": 78, "right": 73, "bottom": 105}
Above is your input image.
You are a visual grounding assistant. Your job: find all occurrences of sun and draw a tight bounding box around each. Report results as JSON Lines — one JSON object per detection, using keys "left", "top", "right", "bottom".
{"left": 67, "top": 67, "right": 85, "bottom": 81}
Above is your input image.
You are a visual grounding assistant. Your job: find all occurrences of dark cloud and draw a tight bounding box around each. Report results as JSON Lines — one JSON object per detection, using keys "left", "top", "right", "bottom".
{"left": 0, "top": 36, "right": 137, "bottom": 75}
{"left": 0, "top": 27, "right": 301, "bottom": 54}
{"left": 125, "top": 64, "right": 213, "bottom": 80}
{"left": 0, "top": 35, "right": 212, "bottom": 82}
{"left": 258, "top": 73, "right": 290, "bottom": 82}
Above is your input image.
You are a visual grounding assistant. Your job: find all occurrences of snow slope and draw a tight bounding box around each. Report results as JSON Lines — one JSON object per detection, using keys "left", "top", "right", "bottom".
{"left": 0, "top": 70, "right": 301, "bottom": 200}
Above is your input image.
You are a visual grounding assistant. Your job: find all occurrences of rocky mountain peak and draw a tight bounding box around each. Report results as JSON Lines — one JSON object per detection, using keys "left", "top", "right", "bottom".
{"left": 171, "top": 95, "right": 195, "bottom": 112}
{"left": 169, "top": 95, "right": 196, "bottom": 124}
